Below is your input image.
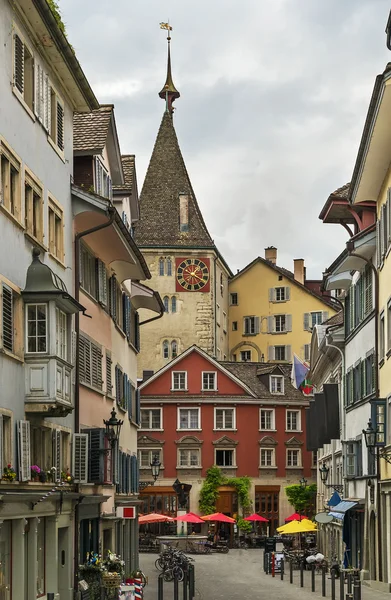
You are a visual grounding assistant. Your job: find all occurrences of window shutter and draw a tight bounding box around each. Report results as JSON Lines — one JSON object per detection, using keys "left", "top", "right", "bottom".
{"left": 91, "top": 343, "right": 102, "bottom": 389}
{"left": 122, "top": 293, "right": 127, "bottom": 332}
{"left": 113, "top": 442, "right": 119, "bottom": 486}
{"left": 254, "top": 316, "right": 260, "bottom": 334}
{"left": 128, "top": 383, "right": 134, "bottom": 420}
{"left": 135, "top": 388, "right": 141, "bottom": 425}
{"left": 349, "top": 288, "right": 354, "bottom": 332}
{"left": 17, "top": 420, "right": 31, "bottom": 481}
{"left": 376, "top": 219, "right": 381, "bottom": 268}
{"left": 285, "top": 287, "right": 290, "bottom": 300}
{"left": 382, "top": 203, "right": 388, "bottom": 258}
{"left": 304, "top": 344, "right": 310, "bottom": 362}
{"left": 268, "top": 346, "right": 275, "bottom": 361}
{"left": 285, "top": 345, "right": 292, "bottom": 362}
{"left": 115, "top": 366, "right": 120, "bottom": 403}
{"left": 109, "top": 276, "right": 117, "bottom": 321}
{"left": 118, "top": 450, "right": 123, "bottom": 492}
{"left": 286, "top": 314, "right": 292, "bottom": 332}
{"left": 134, "top": 311, "right": 140, "bottom": 351}
{"left": 303, "top": 313, "right": 310, "bottom": 331}
{"left": 53, "top": 429, "right": 62, "bottom": 482}
{"left": 97, "top": 259, "right": 107, "bottom": 307}
{"left": 0, "top": 414, "right": 3, "bottom": 474}
{"left": 84, "top": 428, "right": 105, "bottom": 483}
{"left": 106, "top": 351, "right": 112, "bottom": 396}
{"left": 71, "top": 331, "right": 77, "bottom": 383}
{"left": 79, "top": 335, "right": 91, "bottom": 385}
{"left": 56, "top": 101, "right": 64, "bottom": 151}
{"left": 34, "top": 61, "right": 41, "bottom": 120}
{"left": 388, "top": 190, "right": 391, "bottom": 245}
{"left": 269, "top": 288, "right": 275, "bottom": 302}
{"left": 123, "top": 373, "right": 128, "bottom": 410}
{"left": 2, "top": 284, "right": 13, "bottom": 353}
{"left": 73, "top": 433, "right": 88, "bottom": 483}
{"left": 131, "top": 454, "right": 139, "bottom": 493}
{"left": 267, "top": 316, "right": 274, "bottom": 333}
{"left": 14, "top": 33, "right": 24, "bottom": 94}
{"left": 322, "top": 311, "right": 329, "bottom": 323}
{"left": 44, "top": 75, "right": 51, "bottom": 133}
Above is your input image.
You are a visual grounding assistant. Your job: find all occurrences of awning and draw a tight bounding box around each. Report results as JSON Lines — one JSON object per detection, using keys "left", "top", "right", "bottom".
{"left": 324, "top": 271, "right": 352, "bottom": 291}
{"left": 328, "top": 500, "right": 357, "bottom": 520}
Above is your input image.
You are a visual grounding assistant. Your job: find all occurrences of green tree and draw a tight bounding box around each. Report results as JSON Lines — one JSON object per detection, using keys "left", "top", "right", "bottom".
{"left": 285, "top": 483, "right": 317, "bottom": 516}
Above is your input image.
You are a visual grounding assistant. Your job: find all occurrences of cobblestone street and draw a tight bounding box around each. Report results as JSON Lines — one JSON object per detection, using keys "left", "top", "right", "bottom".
{"left": 141, "top": 549, "right": 391, "bottom": 600}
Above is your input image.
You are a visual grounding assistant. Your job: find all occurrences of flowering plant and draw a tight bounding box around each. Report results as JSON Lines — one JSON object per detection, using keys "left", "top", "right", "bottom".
{"left": 3, "top": 465, "right": 17, "bottom": 481}
{"left": 31, "top": 465, "right": 41, "bottom": 475}
{"left": 61, "top": 470, "right": 74, "bottom": 483}
{"left": 102, "top": 551, "right": 125, "bottom": 575}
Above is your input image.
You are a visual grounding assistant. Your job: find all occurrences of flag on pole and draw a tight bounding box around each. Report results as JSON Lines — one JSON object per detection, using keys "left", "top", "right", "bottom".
{"left": 291, "top": 354, "right": 309, "bottom": 389}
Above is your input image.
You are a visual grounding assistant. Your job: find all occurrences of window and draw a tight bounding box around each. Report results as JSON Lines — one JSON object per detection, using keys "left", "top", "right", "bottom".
{"left": 240, "top": 350, "right": 251, "bottom": 362}
{"left": 243, "top": 316, "right": 259, "bottom": 335}
{"left": 232, "top": 321, "right": 238, "bottom": 331}
{"left": 163, "top": 296, "right": 169, "bottom": 312}
{"left": 172, "top": 371, "right": 187, "bottom": 390}
{"left": 230, "top": 293, "right": 238, "bottom": 306}
{"left": 287, "top": 449, "right": 301, "bottom": 467}
{"left": 343, "top": 441, "right": 362, "bottom": 478}
{"left": 270, "top": 287, "right": 290, "bottom": 302}
{"left": 13, "top": 29, "right": 34, "bottom": 112}
{"left": 216, "top": 304, "right": 220, "bottom": 326}
{"left": 49, "top": 85, "right": 64, "bottom": 152}
{"left": 24, "top": 172, "right": 43, "bottom": 243}
{"left": 345, "top": 266, "right": 374, "bottom": 335}
{"left": 275, "top": 345, "right": 289, "bottom": 361}
{"left": 79, "top": 334, "right": 102, "bottom": 390}
{"left": 270, "top": 375, "right": 284, "bottom": 394}
{"left": 215, "top": 408, "right": 235, "bottom": 430}
{"left": 26, "top": 303, "right": 47, "bottom": 353}
{"left": 275, "top": 315, "right": 286, "bottom": 333}
{"left": 171, "top": 340, "right": 178, "bottom": 358}
{"left": 380, "top": 310, "right": 385, "bottom": 362}
{"left": 159, "top": 258, "right": 165, "bottom": 276}
{"left": 1, "top": 283, "right": 15, "bottom": 353}
{"left": 178, "top": 408, "right": 200, "bottom": 430}
{"left": 223, "top": 311, "right": 227, "bottom": 332}
{"left": 312, "top": 451, "right": 317, "bottom": 468}
{"left": 215, "top": 449, "right": 235, "bottom": 467}
{"left": 162, "top": 340, "right": 169, "bottom": 359}
{"left": 304, "top": 344, "right": 311, "bottom": 362}
{"left": 286, "top": 410, "right": 300, "bottom": 431}
{"left": 140, "top": 409, "right": 162, "bottom": 430}
{"left": 80, "top": 243, "right": 97, "bottom": 299}
{"left": 260, "top": 448, "right": 275, "bottom": 467}
{"left": 304, "top": 311, "right": 328, "bottom": 331}
{"left": 48, "top": 198, "right": 64, "bottom": 262}
{"left": 55, "top": 308, "right": 67, "bottom": 360}
{"left": 0, "top": 140, "right": 21, "bottom": 221}
{"left": 388, "top": 299, "right": 391, "bottom": 353}
{"left": 139, "top": 449, "right": 161, "bottom": 469}
{"left": 260, "top": 409, "right": 275, "bottom": 430}
{"left": 171, "top": 297, "right": 177, "bottom": 313}
{"left": 166, "top": 258, "right": 172, "bottom": 276}
{"left": 365, "top": 352, "right": 375, "bottom": 396}
{"left": 202, "top": 372, "right": 217, "bottom": 391}
{"left": 0, "top": 413, "right": 12, "bottom": 473}
{"left": 178, "top": 448, "right": 200, "bottom": 467}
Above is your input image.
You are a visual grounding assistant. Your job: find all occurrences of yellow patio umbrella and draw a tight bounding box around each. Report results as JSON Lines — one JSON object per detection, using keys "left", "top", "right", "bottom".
{"left": 277, "top": 519, "right": 317, "bottom": 534}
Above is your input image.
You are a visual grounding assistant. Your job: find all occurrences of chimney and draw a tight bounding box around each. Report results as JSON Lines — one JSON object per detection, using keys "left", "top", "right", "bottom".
{"left": 142, "top": 370, "right": 154, "bottom": 382}
{"left": 265, "top": 246, "right": 277, "bottom": 265}
{"left": 294, "top": 259, "right": 305, "bottom": 285}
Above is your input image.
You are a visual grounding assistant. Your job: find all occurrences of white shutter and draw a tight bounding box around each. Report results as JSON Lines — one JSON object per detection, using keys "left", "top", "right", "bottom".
{"left": 286, "top": 314, "right": 292, "bottom": 332}
{"left": 254, "top": 316, "right": 260, "bottom": 334}
{"left": 285, "top": 345, "right": 292, "bottom": 361}
{"left": 269, "top": 288, "right": 275, "bottom": 302}
{"left": 268, "top": 346, "right": 275, "bottom": 360}
{"left": 53, "top": 429, "right": 62, "bottom": 482}
{"left": 303, "top": 313, "right": 310, "bottom": 331}
{"left": 322, "top": 311, "right": 329, "bottom": 323}
{"left": 17, "top": 420, "right": 30, "bottom": 481}
{"left": 285, "top": 287, "right": 290, "bottom": 300}
{"left": 267, "top": 316, "right": 274, "bottom": 333}
{"left": 34, "top": 61, "right": 40, "bottom": 119}
{"left": 0, "top": 414, "right": 3, "bottom": 474}
{"left": 73, "top": 433, "right": 88, "bottom": 483}
{"left": 97, "top": 259, "right": 108, "bottom": 306}
{"left": 45, "top": 76, "right": 51, "bottom": 133}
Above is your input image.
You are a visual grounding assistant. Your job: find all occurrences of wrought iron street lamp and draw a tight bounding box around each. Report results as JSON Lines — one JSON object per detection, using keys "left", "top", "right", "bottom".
{"left": 362, "top": 417, "right": 391, "bottom": 464}
{"left": 318, "top": 463, "right": 343, "bottom": 493}
{"left": 299, "top": 477, "right": 307, "bottom": 489}
{"left": 103, "top": 408, "right": 123, "bottom": 447}
{"left": 150, "top": 454, "right": 161, "bottom": 482}
{"left": 362, "top": 419, "right": 377, "bottom": 450}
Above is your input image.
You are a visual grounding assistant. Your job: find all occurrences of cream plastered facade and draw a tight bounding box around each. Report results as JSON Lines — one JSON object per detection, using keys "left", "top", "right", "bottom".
{"left": 229, "top": 260, "right": 335, "bottom": 363}
{"left": 137, "top": 249, "right": 230, "bottom": 376}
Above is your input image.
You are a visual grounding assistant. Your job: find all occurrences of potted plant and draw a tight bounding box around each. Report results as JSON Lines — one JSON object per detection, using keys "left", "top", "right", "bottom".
{"left": 2, "top": 465, "right": 16, "bottom": 482}
{"left": 31, "top": 465, "right": 41, "bottom": 481}
{"left": 101, "top": 551, "right": 124, "bottom": 589}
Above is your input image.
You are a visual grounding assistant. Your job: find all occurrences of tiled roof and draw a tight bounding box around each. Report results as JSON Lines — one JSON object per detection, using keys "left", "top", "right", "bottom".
{"left": 114, "top": 155, "right": 135, "bottom": 192}
{"left": 73, "top": 105, "right": 113, "bottom": 152}
{"left": 221, "top": 362, "right": 307, "bottom": 402}
{"left": 322, "top": 310, "right": 343, "bottom": 327}
{"left": 330, "top": 183, "right": 350, "bottom": 199}
{"left": 134, "top": 111, "right": 214, "bottom": 248}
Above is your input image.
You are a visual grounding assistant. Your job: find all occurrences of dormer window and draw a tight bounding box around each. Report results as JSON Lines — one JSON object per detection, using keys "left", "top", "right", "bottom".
{"left": 172, "top": 371, "right": 187, "bottom": 391}
{"left": 202, "top": 372, "right": 217, "bottom": 391}
{"left": 94, "top": 157, "right": 112, "bottom": 199}
{"left": 179, "top": 193, "right": 189, "bottom": 232}
{"left": 270, "top": 375, "right": 284, "bottom": 394}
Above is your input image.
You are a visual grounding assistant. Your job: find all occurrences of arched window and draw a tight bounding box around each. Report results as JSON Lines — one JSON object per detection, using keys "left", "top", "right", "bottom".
{"left": 171, "top": 297, "right": 177, "bottom": 313}
{"left": 159, "top": 258, "right": 165, "bottom": 276}
{"left": 162, "top": 340, "right": 169, "bottom": 359}
{"left": 171, "top": 340, "right": 178, "bottom": 358}
{"left": 163, "top": 296, "right": 169, "bottom": 312}
{"left": 166, "top": 258, "right": 172, "bottom": 277}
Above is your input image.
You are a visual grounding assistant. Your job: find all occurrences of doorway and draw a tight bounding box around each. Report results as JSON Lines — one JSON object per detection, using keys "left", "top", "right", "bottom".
{"left": 58, "top": 527, "right": 70, "bottom": 599}
{"left": 369, "top": 512, "right": 376, "bottom": 580}
{"left": 255, "top": 486, "right": 280, "bottom": 535}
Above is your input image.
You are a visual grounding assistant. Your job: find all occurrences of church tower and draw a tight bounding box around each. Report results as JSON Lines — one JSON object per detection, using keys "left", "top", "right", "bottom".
{"left": 135, "top": 30, "right": 231, "bottom": 376}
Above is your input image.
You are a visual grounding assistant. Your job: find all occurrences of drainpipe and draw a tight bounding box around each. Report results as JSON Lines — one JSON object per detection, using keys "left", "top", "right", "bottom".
{"left": 214, "top": 257, "right": 217, "bottom": 357}
{"left": 346, "top": 244, "right": 381, "bottom": 581}
{"left": 73, "top": 206, "right": 116, "bottom": 592}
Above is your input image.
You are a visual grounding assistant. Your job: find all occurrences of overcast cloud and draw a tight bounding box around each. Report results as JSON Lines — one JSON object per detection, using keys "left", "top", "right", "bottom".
{"left": 62, "top": 0, "right": 390, "bottom": 278}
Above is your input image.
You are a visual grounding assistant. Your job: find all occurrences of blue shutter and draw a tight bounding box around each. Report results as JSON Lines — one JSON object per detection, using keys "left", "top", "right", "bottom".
{"left": 135, "top": 454, "right": 139, "bottom": 492}
{"left": 123, "top": 373, "right": 128, "bottom": 410}
{"left": 131, "top": 455, "right": 138, "bottom": 493}
{"left": 118, "top": 450, "right": 123, "bottom": 492}
{"left": 134, "top": 311, "right": 140, "bottom": 351}
{"left": 128, "top": 383, "right": 133, "bottom": 421}
{"left": 135, "top": 388, "right": 141, "bottom": 425}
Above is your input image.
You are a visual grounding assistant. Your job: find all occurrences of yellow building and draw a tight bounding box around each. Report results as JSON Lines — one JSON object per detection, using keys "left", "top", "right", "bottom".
{"left": 228, "top": 247, "right": 336, "bottom": 363}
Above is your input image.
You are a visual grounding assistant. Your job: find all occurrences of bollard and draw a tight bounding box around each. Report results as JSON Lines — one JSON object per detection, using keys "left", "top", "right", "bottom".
{"left": 311, "top": 563, "right": 315, "bottom": 592}
{"left": 183, "top": 570, "right": 188, "bottom": 600}
{"left": 189, "top": 564, "right": 195, "bottom": 600}
{"left": 331, "top": 569, "right": 336, "bottom": 600}
{"left": 174, "top": 576, "right": 179, "bottom": 600}
{"left": 281, "top": 558, "right": 284, "bottom": 581}
{"left": 290, "top": 558, "right": 293, "bottom": 584}
{"left": 346, "top": 595, "right": 353, "bottom": 600}
{"left": 347, "top": 573, "right": 352, "bottom": 594}
{"left": 47, "top": 595, "right": 55, "bottom": 600}
{"left": 300, "top": 561, "right": 304, "bottom": 588}
{"left": 158, "top": 573, "right": 164, "bottom": 600}
{"left": 322, "top": 565, "right": 326, "bottom": 597}
{"left": 272, "top": 552, "right": 275, "bottom": 577}
{"left": 265, "top": 552, "right": 269, "bottom": 574}
{"left": 340, "top": 571, "right": 344, "bottom": 600}
{"left": 353, "top": 580, "right": 360, "bottom": 600}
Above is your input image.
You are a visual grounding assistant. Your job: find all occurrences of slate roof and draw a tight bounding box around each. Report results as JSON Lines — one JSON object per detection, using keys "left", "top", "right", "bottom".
{"left": 73, "top": 105, "right": 113, "bottom": 152}
{"left": 134, "top": 111, "right": 214, "bottom": 248}
{"left": 114, "top": 155, "right": 135, "bottom": 193}
{"left": 221, "top": 362, "right": 306, "bottom": 402}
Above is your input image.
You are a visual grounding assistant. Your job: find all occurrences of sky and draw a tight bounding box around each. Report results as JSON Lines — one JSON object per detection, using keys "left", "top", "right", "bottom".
{"left": 61, "top": 0, "right": 391, "bottom": 279}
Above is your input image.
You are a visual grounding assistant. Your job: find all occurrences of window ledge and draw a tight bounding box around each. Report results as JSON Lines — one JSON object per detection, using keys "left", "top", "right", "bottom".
{"left": 271, "top": 331, "right": 288, "bottom": 335}
{"left": 286, "top": 466, "right": 302, "bottom": 469}
{"left": 0, "top": 347, "right": 24, "bottom": 363}
{"left": 48, "top": 252, "right": 66, "bottom": 269}
{"left": 114, "top": 322, "right": 126, "bottom": 338}
{"left": 176, "top": 465, "right": 201, "bottom": 470}
{"left": 171, "top": 388, "right": 188, "bottom": 392}
{"left": 259, "top": 466, "right": 278, "bottom": 469}
{"left": 202, "top": 389, "right": 218, "bottom": 392}
{"left": 270, "top": 392, "right": 284, "bottom": 396}
{"left": 47, "top": 135, "right": 65, "bottom": 163}
{"left": 216, "top": 465, "right": 237, "bottom": 469}
{"left": 213, "top": 428, "right": 237, "bottom": 432}
{"left": 242, "top": 333, "right": 257, "bottom": 337}
{"left": 13, "top": 87, "right": 35, "bottom": 122}
{"left": 140, "top": 466, "right": 165, "bottom": 471}
{"left": 0, "top": 204, "right": 24, "bottom": 230}
{"left": 140, "top": 428, "right": 164, "bottom": 432}
{"left": 285, "top": 430, "right": 302, "bottom": 434}
{"left": 80, "top": 381, "right": 105, "bottom": 396}
{"left": 80, "top": 287, "right": 99, "bottom": 304}
{"left": 176, "top": 428, "right": 202, "bottom": 432}
{"left": 259, "top": 429, "right": 277, "bottom": 432}
{"left": 24, "top": 231, "right": 47, "bottom": 253}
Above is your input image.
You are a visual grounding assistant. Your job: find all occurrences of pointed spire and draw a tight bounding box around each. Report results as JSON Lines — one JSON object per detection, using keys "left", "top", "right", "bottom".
{"left": 159, "top": 23, "right": 180, "bottom": 113}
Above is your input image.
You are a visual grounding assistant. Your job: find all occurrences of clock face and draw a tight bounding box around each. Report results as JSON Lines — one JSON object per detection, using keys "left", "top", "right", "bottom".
{"left": 176, "top": 258, "right": 210, "bottom": 292}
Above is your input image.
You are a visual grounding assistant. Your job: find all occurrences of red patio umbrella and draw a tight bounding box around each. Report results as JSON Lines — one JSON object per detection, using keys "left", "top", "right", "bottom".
{"left": 139, "top": 513, "right": 175, "bottom": 524}
{"left": 244, "top": 513, "right": 269, "bottom": 522}
{"left": 174, "top": 512, "right": 204, "bottom": 524}
{"left": 285, "top": 512, "right": 308, "bottom": 522}
{"left": 201, "top": 512, "right": 236, "bottom": 523}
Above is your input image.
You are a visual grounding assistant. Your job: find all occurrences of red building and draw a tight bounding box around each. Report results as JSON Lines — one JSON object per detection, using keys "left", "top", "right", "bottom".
{"left": 138, "top": 346, "right": 315, "bottom": 532}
